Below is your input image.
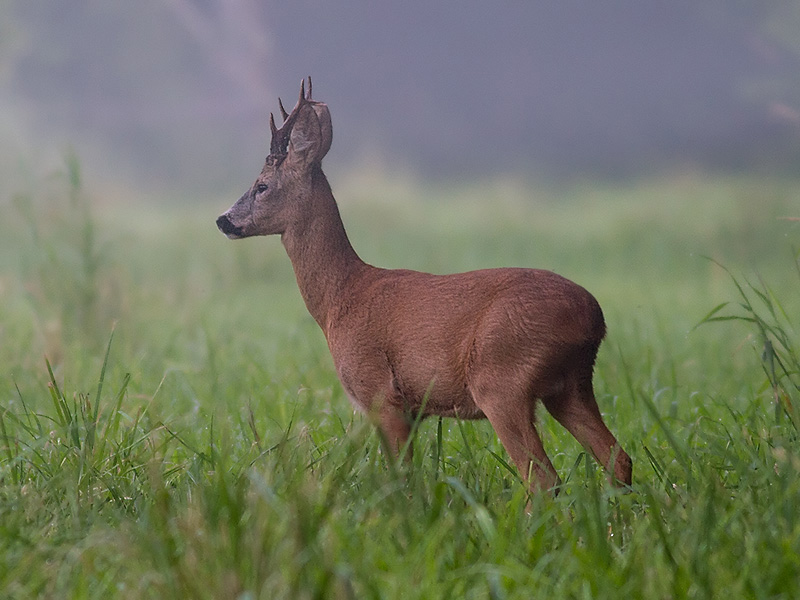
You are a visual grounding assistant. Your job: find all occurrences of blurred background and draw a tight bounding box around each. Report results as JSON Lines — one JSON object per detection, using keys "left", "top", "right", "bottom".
{"left": 2, "top": 1, "right": 800, "bottom": 199}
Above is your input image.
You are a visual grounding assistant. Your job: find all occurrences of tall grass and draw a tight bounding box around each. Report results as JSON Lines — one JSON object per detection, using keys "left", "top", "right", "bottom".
{"left": 699, "top": 251, "right": 800, "bottom": 430}
{"left": 11, "top": 151, "right": 121, "bottom": 357}
{"left": 1, "top": 164, "right": 799, "bottom": 598}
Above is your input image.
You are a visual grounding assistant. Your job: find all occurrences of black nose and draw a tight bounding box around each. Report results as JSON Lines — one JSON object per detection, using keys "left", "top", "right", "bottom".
{"left": 216, "top": 214, "right": 242, "bottom": 237}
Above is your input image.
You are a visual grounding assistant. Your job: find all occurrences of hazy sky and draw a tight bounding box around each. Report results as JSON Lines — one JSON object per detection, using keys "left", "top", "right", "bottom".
{"left": 3, "top": 2, "right": 799, "bottom": 195}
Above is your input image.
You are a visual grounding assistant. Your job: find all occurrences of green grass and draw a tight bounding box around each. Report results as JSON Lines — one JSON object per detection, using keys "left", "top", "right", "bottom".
{"left": 1, "top": 164, "right": 799, "bottom": 598}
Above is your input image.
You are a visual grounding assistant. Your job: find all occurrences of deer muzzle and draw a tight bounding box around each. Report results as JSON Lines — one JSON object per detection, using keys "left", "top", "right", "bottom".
{"left": 216, "top": 214, "right": 244, "bottom": 239}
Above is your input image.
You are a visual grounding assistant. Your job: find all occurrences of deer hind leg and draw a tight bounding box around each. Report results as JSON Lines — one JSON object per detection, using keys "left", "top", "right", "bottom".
{"left": 542, "top": 375, "right": 632, "bottom": 486}
{"left": 473, "top": 393, "right": 561, "bottom": 493}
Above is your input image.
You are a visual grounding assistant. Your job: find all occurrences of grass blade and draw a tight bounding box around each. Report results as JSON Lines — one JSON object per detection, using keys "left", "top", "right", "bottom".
{"left": 0, "top": 406, "right": 19, "bottom": 485}
{"left": 45, "top": 358, "right": 68, "bottom": 426}
{"left": 641, "top": 394, "right": 693, "bottom": 485}
{"left": 87, "top": 327, "right": 116, "bottom": 452}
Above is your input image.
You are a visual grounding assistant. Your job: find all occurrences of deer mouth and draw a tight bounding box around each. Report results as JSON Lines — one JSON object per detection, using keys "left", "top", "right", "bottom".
{"left": 216, "top": 214, "right": 244, "bottom": 239}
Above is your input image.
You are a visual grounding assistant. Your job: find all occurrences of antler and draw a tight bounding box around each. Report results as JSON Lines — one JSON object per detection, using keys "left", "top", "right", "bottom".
{"left": 269, "top": 77, "right": 313, "bottom": 157}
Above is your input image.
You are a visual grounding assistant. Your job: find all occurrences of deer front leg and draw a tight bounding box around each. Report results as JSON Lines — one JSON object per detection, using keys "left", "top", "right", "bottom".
{"left": 376, "top": 404, "right": 412, "bottom": 460}
{"left": 336, "top": 357, "right": 412, "bottom": 458}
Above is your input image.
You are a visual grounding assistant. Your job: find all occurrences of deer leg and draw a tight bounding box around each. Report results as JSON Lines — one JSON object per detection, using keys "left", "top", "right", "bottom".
{"left": 475, "top": 395, "right": 561, "bottom": 492}
{"left": 542, "top": 377, "right": 632, "bottom": 486}
{"left": 375, "top": 403, "right": 412, "bottom": 461}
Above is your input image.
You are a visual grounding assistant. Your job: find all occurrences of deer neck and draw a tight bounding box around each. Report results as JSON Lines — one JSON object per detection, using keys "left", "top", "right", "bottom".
{"left": 281, "top": 168, "right": 365, "bottom": 332}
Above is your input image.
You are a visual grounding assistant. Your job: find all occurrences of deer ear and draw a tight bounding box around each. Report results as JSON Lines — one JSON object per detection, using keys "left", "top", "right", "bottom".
{"left": 288, "top": 102, "right": 332, "bottom": 166}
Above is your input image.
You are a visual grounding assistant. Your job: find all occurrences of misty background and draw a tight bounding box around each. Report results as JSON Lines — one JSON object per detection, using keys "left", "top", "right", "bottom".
{"left": 2, "top": 1, "right": 800, "bottom": 199}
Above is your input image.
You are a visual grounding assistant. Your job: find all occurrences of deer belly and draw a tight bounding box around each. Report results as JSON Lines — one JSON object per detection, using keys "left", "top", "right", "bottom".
{"left": 388, "top": 364, "right": 485, "bottom": 420}
{"left": 334, "top": 353, "right": 484, "bottom": 419}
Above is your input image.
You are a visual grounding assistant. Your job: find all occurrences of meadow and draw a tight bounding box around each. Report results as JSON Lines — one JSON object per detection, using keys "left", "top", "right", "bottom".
{"left": 0, "top": 160, "right": 799, "bottom": 599}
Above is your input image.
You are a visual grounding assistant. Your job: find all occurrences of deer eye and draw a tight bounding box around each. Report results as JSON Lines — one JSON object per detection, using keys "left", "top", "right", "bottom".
{"left": 256, "top": 183, "right": 268, "bottom": 194}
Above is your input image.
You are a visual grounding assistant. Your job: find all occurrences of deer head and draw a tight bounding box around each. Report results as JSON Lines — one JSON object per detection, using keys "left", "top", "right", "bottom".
{"left": 217, "top": 77, "right": 332, "bottom": 239}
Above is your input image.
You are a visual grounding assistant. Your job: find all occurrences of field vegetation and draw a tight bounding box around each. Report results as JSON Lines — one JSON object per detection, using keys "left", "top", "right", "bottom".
{"left": 0, "top": 160, "right": 799, "bottom": 598}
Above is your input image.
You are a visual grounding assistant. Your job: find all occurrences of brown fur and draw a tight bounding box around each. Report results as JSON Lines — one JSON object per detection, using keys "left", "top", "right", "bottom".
{"left": 217, "top": 79, "right": 632, "bottom": 492}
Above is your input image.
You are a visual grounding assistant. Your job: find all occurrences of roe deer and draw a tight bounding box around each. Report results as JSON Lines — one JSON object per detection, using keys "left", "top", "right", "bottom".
{"left": 216, "top": 78, "right": 632, "bottom": 492}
